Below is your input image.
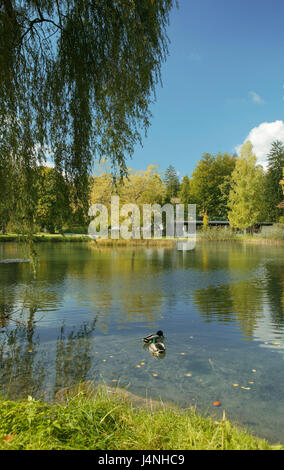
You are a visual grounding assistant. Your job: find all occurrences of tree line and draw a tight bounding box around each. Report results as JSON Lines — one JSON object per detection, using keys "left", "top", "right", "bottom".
{"left": 90, "top": 139, "right": 284, "bottom": 231}
{"left": 0, "top": 140, "right": 283, "bottom": 234}
{"left": 165, "top": 140, "right": 284, "bottom": 229}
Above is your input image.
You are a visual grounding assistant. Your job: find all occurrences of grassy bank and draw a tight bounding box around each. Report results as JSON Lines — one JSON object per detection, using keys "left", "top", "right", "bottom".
{"left": 0, "top": 233, "right": 90, "bottom": 242}
{"left": 197, "top": 226, "right": 284, "bottom": 245}
{"left": 0, "top": 233, "right": 177, "bottom": 247}
{"left": 1, "top": 229, "right": 284, "bottom": 246}
{"left": 0, "top": 384, "right": 281, "bottom": 450}
{"left": 237, "top": 236, "right": 284, "bottom": 245}
{"left": 90, "top": 238, "right": 176, "bottom": 247}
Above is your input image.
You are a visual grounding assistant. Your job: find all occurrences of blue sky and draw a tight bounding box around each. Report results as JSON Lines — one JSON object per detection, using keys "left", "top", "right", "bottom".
{"left": 130, "top": 0, "right": 284, "bottom": 177}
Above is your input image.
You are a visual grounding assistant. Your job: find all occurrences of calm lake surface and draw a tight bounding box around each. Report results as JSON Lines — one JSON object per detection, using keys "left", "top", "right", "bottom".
{"left": 1, "top": 241, "right": 284, "bottom": 443}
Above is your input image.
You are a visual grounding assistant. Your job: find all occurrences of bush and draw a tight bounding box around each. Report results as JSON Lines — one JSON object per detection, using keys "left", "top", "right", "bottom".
{"left": 62, "top": 226, "right": 88, "bottom": 234}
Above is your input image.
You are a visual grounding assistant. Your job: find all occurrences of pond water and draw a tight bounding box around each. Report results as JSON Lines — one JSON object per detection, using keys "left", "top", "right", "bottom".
{"left": 1, "top": 241, "right": 284, "bottom": 443}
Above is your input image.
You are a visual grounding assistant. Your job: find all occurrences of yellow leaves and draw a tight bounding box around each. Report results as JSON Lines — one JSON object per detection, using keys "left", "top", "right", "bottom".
{"left": 2, "top": 434, "right": 15, "bottom": 445}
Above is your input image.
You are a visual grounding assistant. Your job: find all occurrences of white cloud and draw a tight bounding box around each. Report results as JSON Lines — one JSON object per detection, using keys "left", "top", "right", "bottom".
{"left": 249, "top": 91, "right": 265, "bottom": 104}
{"left": 235, "top": 120, "right": 284, "bottom": 168}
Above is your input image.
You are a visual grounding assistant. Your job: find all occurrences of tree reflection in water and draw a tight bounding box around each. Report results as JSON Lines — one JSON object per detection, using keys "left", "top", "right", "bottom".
{"left": 0, "top": 287, "right": 97, "bottom": 400}
{"left": 54, "top": 319, "right": 97, "bottom": 397}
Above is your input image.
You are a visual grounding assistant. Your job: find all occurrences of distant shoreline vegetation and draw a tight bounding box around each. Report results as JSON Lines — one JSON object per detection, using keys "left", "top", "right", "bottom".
{"left": 1, "top": 140, "right": 284, "bottom": 241}
{"left": 1, "top": 226, "right": 284, "bottom": 246}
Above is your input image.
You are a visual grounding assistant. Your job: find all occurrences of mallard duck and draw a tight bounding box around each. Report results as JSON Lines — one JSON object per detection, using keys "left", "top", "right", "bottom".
{"left": 149, "top": 338, "right": 166, "bottom": 356}
{"left": 143, "top": 330, "right": 164, "bottom": 344}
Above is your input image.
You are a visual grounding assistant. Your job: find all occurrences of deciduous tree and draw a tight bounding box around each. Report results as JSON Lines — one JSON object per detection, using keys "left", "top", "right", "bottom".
{"left": 228, "top": 141, "right": 264, "bottom": 231}
{"left": 0, "top": 0, "right": 175, "bottom": 228}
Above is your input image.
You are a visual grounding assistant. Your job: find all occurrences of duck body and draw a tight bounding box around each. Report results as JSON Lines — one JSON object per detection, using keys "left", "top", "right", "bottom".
{"left": 149, "top": 339, "right": 166, "bottom": 356}
{"left": 143, "top": 330, "right": 164, "bottom": 344}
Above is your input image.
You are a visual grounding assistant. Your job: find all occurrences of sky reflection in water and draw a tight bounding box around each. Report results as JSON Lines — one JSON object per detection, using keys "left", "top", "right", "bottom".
{"left": 0, "top": 241, "right": 284, "bottom": 443}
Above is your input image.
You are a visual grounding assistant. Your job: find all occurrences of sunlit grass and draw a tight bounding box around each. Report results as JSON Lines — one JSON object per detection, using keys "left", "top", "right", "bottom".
{"left": 0, "top": 385, "right": 281, "bottom": 450}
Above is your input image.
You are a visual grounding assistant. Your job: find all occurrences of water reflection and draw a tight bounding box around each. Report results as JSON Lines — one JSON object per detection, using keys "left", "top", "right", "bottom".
{"left": 54, "top": 320, "right": 97, "bottom": 397}
{"left": 1, "top": 242, "right": 284, "bottom": 442}
{"left": 0, "top": 323, "right": 44, "bottom": 399}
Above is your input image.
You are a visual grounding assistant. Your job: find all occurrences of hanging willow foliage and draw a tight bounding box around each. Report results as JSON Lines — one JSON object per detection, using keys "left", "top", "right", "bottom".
{"left": 0, "top": 0, "right": 176, "bottom": 229}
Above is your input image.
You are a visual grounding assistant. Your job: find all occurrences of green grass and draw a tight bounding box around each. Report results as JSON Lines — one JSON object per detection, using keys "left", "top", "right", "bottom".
{"left": 198, "top": 227, "right": 236, "bottom": 241}
{"left": 0, "top": 233, "right": 90, "bottom": 242}
{"left": 0, "top": 385, "right": 281, "bottom": 450}
{"left": 1, "top": 228, "right": 284, "bottom": 246}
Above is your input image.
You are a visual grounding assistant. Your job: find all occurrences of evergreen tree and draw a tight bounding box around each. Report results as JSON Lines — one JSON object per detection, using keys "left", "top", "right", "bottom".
{"left": 164, "top": 165, "right": 180, "bottom": 202}
{"left": 179, "top": 175, "right": 191, "bottom": 205}
{"left": 264, "top": 141, "right": 284, "bottom": 221}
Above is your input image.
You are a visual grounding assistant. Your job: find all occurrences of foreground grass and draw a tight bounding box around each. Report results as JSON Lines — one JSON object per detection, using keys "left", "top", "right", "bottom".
{"left": 0, "top": 386, "right": 281, "bottom": 450}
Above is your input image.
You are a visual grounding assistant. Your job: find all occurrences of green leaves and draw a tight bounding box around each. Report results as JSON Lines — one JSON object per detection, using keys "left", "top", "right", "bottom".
{"left": 189, "top": 153, "right": 236, "bottom": 218}
{"left": 0, "top": 0, "right": 175, "bottom": 227}
{"left": 228, "top": 141, "right": 265, "bottom": 230}
{"left": 263, "top": 141, "right": 284, "bottom": 222}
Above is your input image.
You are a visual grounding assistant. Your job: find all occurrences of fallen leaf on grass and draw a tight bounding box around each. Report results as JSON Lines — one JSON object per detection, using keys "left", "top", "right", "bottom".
{"left": 2, "top": 434, "right": 15, "bottom": 444}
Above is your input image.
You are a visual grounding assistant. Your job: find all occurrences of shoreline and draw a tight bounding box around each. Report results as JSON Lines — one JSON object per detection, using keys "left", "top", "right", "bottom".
{"left": 0, "top": 382, "right": 282, "bottom": 450}
{"left": 1, "top": 233, "right": 284, "bottom": 246}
